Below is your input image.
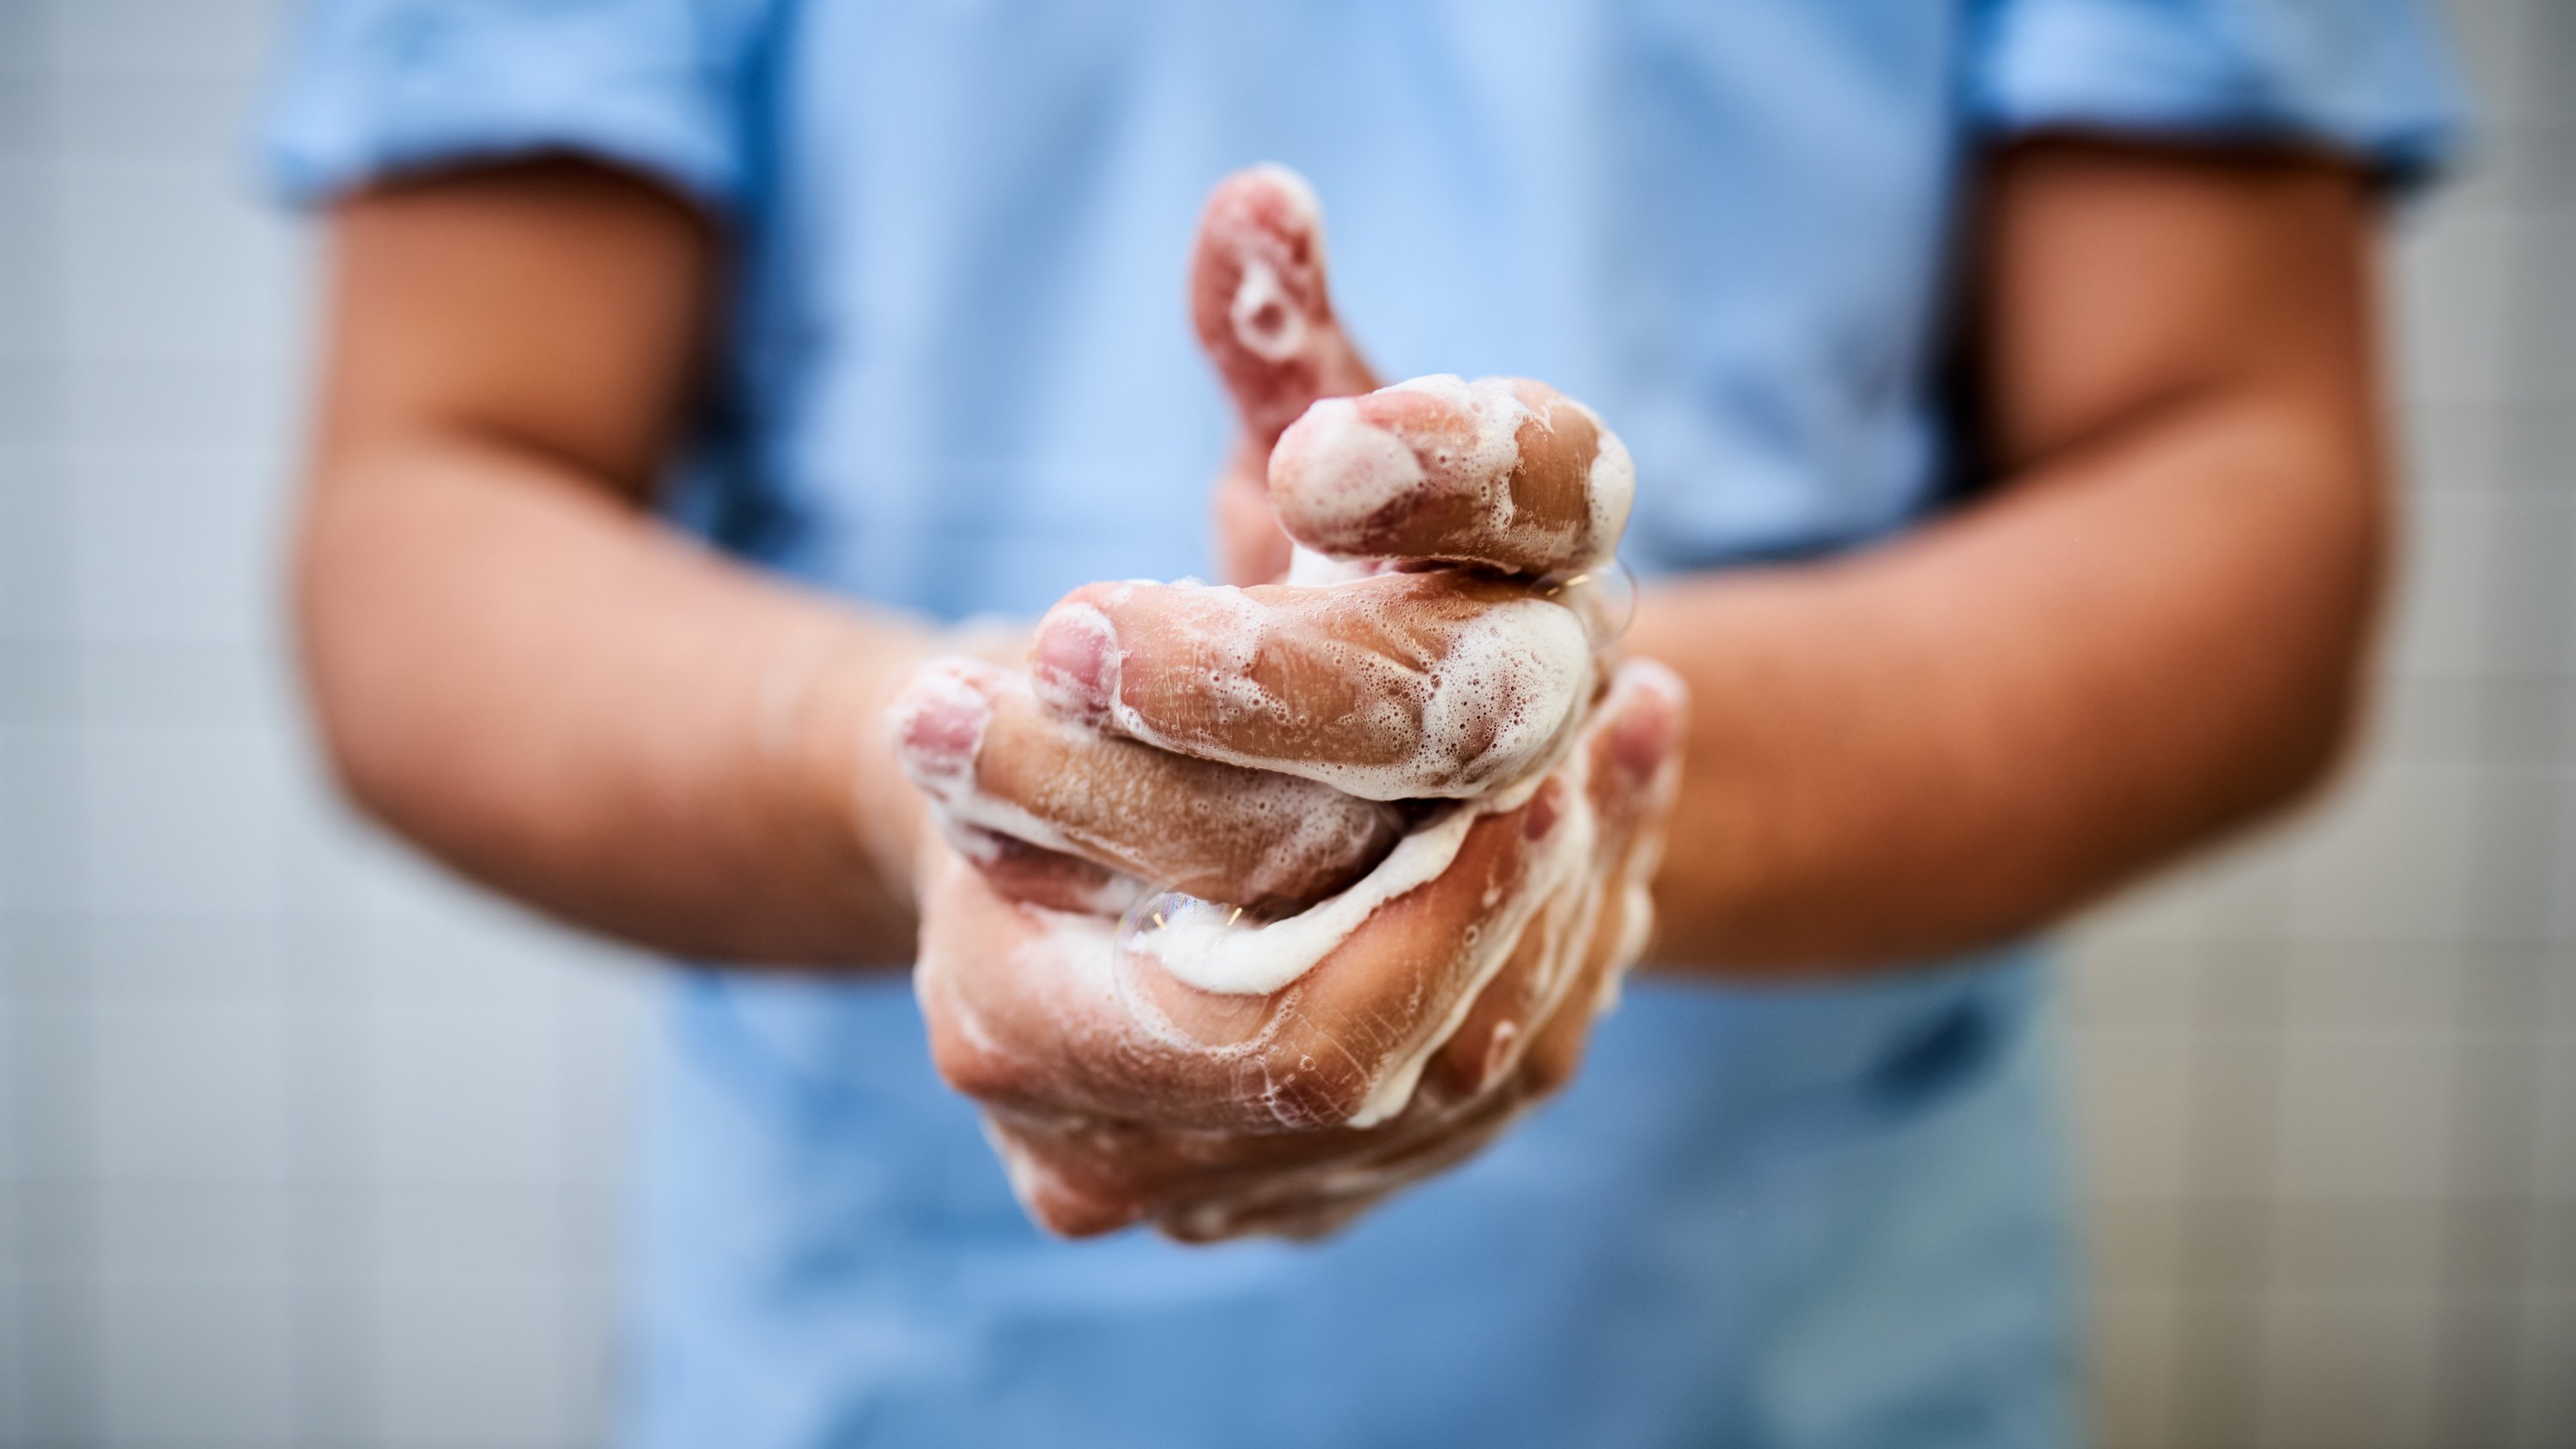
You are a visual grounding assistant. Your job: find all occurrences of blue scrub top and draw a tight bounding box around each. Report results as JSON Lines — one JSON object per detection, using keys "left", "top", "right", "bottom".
{"left": 263, "top": 3, "right": 2459, "bottom": 1445}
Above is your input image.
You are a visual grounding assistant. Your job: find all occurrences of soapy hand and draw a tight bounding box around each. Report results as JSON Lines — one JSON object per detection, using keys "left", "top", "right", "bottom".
{"left": 896, "top": 167, "right": 1686, "bottom": 1239}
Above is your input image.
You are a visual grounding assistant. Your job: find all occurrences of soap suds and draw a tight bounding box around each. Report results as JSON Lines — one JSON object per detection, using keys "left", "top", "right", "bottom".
{"left": 1270, "top": 373, "right": 1627, "bottom": 576}
{"left": 1228, "top": 257, "right": 1307, "bottom": 364}
{"left": 1069, "top": 580, "right": 1593, "bottom": 803}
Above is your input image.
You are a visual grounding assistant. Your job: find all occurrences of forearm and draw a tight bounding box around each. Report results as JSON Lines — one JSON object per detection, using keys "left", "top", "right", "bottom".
{"left": 1632, "top": 382, "right": 2384, "bottom": 970}
{"left": 297, "top": 430, "right": 933, "bottom": 964}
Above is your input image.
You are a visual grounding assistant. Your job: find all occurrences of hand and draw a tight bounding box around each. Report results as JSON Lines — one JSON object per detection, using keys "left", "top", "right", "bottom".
{"left": 896, "top": 167, "right": 1685, "bottom": 1240}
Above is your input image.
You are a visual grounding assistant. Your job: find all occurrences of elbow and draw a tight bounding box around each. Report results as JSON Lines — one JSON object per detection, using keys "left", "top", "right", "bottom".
{"left": 289, "top": 484, "right": 427, "bottom": 834}
{"left": 2236, "top": 495, "right": 2391, "bottom": 828}
{"left": 2255, "top": 661, "right": 2374, "bottom": 822}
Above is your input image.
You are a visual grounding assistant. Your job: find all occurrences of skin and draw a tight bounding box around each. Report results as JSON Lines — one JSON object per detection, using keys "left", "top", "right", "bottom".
{"left": 295, "top": 141, "right": 2391, "bottom": 1234}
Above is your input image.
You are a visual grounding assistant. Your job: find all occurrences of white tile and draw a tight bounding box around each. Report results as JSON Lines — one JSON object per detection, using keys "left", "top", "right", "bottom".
{"left": 2436, "top": 0, "right": 2524, "bottom": 126}
{"left": 79, "top": 915, "right": 289, "bottom": 1003}
{"left": 368, "top": 1276, "right": 585, "bottom": 1448}
{"left": 2282, "top": 763, "right": 2482, "bottom": 945}
{"left": 366, "top": 1182, "right": 577, "bottom": 1283}
{"left": 45, "top": 70, "right": 268, "bottom": 162}
{"left": 2473, "top": 488, "right": 2576, "bottom": 677}
{"left": 2398, "top": 398, "right": 2503, "bottom": 494}
{"left": 0, "top": 724, "right": 83, "bottom": 914}
{"left": 0, "top": 1270, "right": 20, "bottom": 1446}
{"left": 0, "top": 4, "right": 49, "bottom": 76}
{"left": 0, "top": 455, "right": 76, "bottom": 640}
{"left": 0, "top": 991, "right": 17, "bottom": 1188}
{"left": 0, "top": 161, "right": 58, "bottom": 367}
{"left": 2185, "top": 844, "right": 2305, "bottom": 947}
{"left": 0, "top": 358, "right": 64, "bottom": 452}
{"left": 91, "top": 1269, "right": 299, "bottom": 1447}
{"left": 2506, "top": 1289, "right": 2576, "bottom": 1449}
{"left": 361, "top": 1003, "right": 568, "bottom": 1186}
{"left": 2530, "top": 1033, "right": 2576, "bottom": 1198}
{"left": 2387, "top": 487, "right": 2498, "bottom": 678}
{"left": 74, "top": 724, "right": 288, "bottom": 915}
{"left": 41, "top": 0, "right": 291, "bottom": 78}
{"left": 2091, "top": 1288, "right": 2181, "bottom": 1449}
{"left": 2263, "top": 1200, "right": 2453, "bottom": 1293}
{"left": 67, "top": 450, "right": 287, "bottom": 648}
{"left": 2078, "top": 860, "right": 2227, "bottom": 949}
{"left": 87, "top": 1182, "right": 292, "bottom": 1276}
{"left": 1, "top": 998, "right": 87, "bottom": 1185}
{"left": 61, "top": 357, "right": 301, "bottom": 455}
{"left": 2391, "top": 208, "right": 2514, "bottom": 409}
{"left": 2253, "top": 1290, "right": 2445, "bottom": 1449}
{"left": 2276, "top": 941, "right": 2465, "bottom": 1030}
{"left": 51, "top": 159, "right": 301, "bottom": 365}
{"left": 86, "top": 997, "right": 292, "bottom": 1183}
{"left": 359, "top": 894, "right": 595, "bottom": 1011}
{"left": 2270, "top": 1029, "right": 2463, "bottom": 1201}
{"left": 2072, "top": 1028, "right": 2200, "bottom": 1201}
{"left": 4, "top": 1269, "right": 102, "bottom": 1443}
{"left": 2550, "top": 768, "right": 2576, "bottom": 949}
{"left": 58, "top": 641, "right": 283, "bottom": 729}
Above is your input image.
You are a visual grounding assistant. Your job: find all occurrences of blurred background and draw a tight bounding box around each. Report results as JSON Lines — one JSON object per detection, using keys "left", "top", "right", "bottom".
{"left": 0, "top": 0, "right": 2567, "bottom": 1445}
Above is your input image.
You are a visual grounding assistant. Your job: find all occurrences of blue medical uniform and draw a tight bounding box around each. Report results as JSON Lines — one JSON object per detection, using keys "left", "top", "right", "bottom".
{"left": 262, "top": 3, "right": 2460, "bottom": 1444}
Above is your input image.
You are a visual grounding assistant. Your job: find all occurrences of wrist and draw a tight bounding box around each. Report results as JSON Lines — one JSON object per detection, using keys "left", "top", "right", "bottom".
{"left": 761, "top": 615, "right": 940, "bottom": 943}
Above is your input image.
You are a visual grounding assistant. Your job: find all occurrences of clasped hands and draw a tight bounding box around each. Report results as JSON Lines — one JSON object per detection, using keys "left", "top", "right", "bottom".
{"left": 892, "top": 168, "right": 1686, "bottom": 1240}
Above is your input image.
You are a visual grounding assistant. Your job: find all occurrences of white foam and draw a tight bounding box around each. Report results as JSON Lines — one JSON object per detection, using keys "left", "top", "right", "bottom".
{"left": 1103, "top": 587, "right": 1590, "bottom": 803}
{"left": 1133, "top": 804, "right": 1477, "bottom": 997}
{"left": 1284, "top": 544, "right": 1376, "bottom": 586}
{"left": 1228, "top": 257, "right": 1307, "bottom": 363}
{"left": 1386, "top": 374, "right": 1530, "bottom": 511}
{"left": 1123, "top": 714, "right": 1620, "bottom": 1128}
{"left": 1271, "top": 396, "right": 1424, "bottom": 530}
{"left": 1574, "top": 401, "right": 1634, "bottom": 567}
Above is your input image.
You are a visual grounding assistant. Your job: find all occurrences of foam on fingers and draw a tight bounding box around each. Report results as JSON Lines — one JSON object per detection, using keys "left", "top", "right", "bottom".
{"left": 1269, "top": 374, "right": 1635, "bottom": 576}
{"left": 1030, "top": 572, "right": 1595, "bottom": 802}
{"left": 890, "top": 656, "right": 1403, "bottom": 914}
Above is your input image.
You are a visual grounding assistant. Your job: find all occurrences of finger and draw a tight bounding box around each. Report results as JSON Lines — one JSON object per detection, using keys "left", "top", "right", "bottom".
{"left": 1212, "top": 439, "right": 1294, "bottom": 585}
{"left": 1190, "top": 164, "right": 1377, "bottom": 446}
{"left": 1269, "top": 375, "right": 1635, "bottom": 576}
{"left": 1579, "top": 657, "right": 1691, "bottom": 848}
{"left": 1152, "top": 1071, "right": 1535, "bottom": 1242}
{"left": 939, "top": 825, "right": 1139, "bottom": 917}
{"left": 890, "top": 657, "right": 1401, "bottom": 914}
{"left": 1030, "top": 571, "right": 1594, "bottom": 801}
{"left": 1506, "top": 658, "right": 1692, "bottom": 1086}
{"left": 1114, "top": 773, "right": 1582, "bottom": 1131}
{"left": 1405, "top": 659, "right": 1688, "bottom": 1104}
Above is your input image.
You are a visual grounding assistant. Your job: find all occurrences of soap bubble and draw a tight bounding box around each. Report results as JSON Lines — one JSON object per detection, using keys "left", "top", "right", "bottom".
{"left": 1539, "top": 557, "right": 1637, "bottom": 648}
{"left": 1110, "top": 883, "right": 1279, "bottom": 1052}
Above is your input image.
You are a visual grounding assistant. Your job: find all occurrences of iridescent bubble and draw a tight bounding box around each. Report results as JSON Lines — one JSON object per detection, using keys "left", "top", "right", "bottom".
{"left": 1538, "top": 556, "right": 1638, "bottom": 648}
{"left": 1111, "top": 883, "right": 1276, "bottom": 1052}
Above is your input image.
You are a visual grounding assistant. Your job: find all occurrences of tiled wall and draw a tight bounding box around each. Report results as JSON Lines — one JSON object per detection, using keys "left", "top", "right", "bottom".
{"left": 0, "top": 1, "right": 2565, "bottom": 1446}
{"left": 2068, "top": 2, "right": 2576, "bottom": 1443}
{"left": 0, "top": 3, "right": 647, "bottom": 1444}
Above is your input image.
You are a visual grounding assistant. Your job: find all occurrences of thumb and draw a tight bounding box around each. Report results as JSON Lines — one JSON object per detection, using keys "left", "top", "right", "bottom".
{"left": 1190, "top": 164, "right": 1378, "bottom": 447}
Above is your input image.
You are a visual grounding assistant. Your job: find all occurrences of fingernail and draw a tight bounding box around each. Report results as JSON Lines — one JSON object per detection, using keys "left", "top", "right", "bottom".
{"left": 1608, "top": 662, "right": 1688, "bottom": 785}
{"left": 1030, "top": 603, "right": 1118, "bottom": 724}
{"left": 1523, "top": 779, "right": 1564, "bottom": 840}
{"left": 888, "top": 661, "right": 994, "bottom": 795}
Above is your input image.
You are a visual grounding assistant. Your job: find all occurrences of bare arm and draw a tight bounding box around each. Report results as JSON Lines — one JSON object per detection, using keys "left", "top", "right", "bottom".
{"left": 1632, "top": 141, "right": 2390, "bottom": 968}
{"left": 296, "top": 162, "right": 929, "bottom": 964}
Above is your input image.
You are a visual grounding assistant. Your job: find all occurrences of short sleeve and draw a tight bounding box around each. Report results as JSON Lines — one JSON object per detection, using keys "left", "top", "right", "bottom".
{"left": 257, "top": 0, "right": 775, "bottom": 215}
{"left": 1967, "top": 0, "right": 2470, "bottom": 188}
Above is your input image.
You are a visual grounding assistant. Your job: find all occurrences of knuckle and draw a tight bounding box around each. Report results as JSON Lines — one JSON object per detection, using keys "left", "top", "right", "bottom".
{"left": 925, "top": 1012, "right": 1028, "bottom": 1103}
{"left": 1255, "top": 1044, "right": 1375, "bottom": 1131}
